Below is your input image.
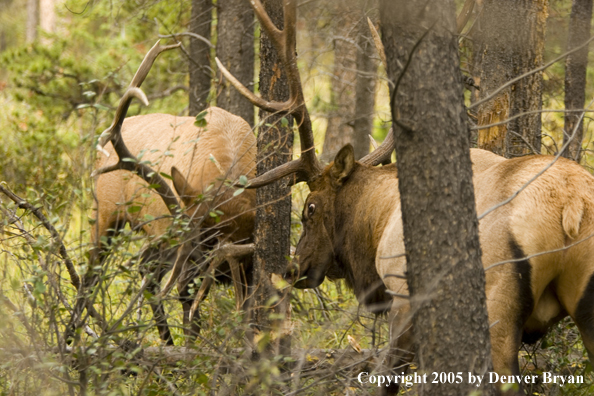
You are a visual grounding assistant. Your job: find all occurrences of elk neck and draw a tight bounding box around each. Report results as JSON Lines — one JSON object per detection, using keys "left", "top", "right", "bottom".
{"left": 332, "top": 163, "right": 400, "bottom": 313}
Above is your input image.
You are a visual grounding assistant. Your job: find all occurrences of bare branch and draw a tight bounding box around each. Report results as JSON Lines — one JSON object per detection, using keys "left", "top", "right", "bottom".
{"left": 0, "top": 183, "right": 80, "bottom": 290}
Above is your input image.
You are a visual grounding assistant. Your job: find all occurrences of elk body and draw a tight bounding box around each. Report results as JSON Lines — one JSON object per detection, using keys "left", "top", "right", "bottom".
{"left": 213, "top": 0, "right": 594, "bottom": 393}
{"left": 291, "top": 145, "right": 594, "bottom": 393}
{"left": 92, "top": 106, "right": 256, "bottom": 344}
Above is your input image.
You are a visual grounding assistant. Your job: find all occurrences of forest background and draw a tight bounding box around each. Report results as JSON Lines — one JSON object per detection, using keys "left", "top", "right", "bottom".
{"left": 0, "top": 0, "right": 592, "bottom": 395}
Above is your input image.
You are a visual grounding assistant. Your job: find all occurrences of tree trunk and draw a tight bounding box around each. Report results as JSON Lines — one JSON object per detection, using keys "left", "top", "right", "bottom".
{"left": 380, "top": 0, "right": 495, "bottom": 394}
{"left": 474, "top": 0, "right": 548, "bottom": 158}
{"left": 26, "top": 0, "right": 39, "bottom": 43}
{"left": 563, "top": 0, "right": 593, "bottom": 162}
{"left": 252, "top": 0, "right": 293, "bottom": 361}
{"left": 39, "top": 0, "right": 58, "bottom": 34}
{"left": 321, "top": 0, "right": 377, "bottom": 161}
{"left": 353, "top": 4, "right": 377, "bottom": 160}
{"left": 216, "top": 0, "right": 255, "bottom": 127}
{"left": 189, "top": 0, "right": 213, "bottom": 116}
{"left": 322, "top": 6, "right": 357, "bottom": 162}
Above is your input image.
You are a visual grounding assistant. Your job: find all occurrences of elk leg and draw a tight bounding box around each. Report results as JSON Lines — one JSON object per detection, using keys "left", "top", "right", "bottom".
{"left": 381, "top": 300, "right": 414, "bottom": 396}
{"left": 64, "top": 245, "right": 107, "bottom": 343}
{"left": 139, "top": 247, "right": 174, "bottom": 346}
{"left": 569, "top": 272, "right": 594, "bottom": 366}
{"left": 488, "top": 312, "right": 524, "bottom": 395}
{"left": 178, "top": 259, "right": 208, "bottom": 341}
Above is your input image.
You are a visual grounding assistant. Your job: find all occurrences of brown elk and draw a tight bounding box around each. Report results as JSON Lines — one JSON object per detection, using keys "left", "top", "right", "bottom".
{"left": 219, "top": 0, "right": 594, "bottom": 394}
{"left": 90, "top": 42, "right": 256, "bottom": 345}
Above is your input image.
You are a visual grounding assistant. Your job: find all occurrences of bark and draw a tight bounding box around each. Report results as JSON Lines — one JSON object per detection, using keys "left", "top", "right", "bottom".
{"left": 380, "top": 0, "right": 494, "bottom": 394}
{"left": 26, "top": 0, "right": 39, "bottom": 43}
{"left": 189, "top": 0, "right": 213, "bottom": 116}
{"left": 474, "top": 0, "right": 548, "bottom": 158}
{"left": 563, "top": 0, "right": 593, "bottom": 162}
{"left": 322, "top": 0, "right": 377, "bottom": 161}
{"left": 322, "top": 6, "right": 357, "bottom": 162}
{"left": 252, "top": 0, "right": 292, "bottom": 360}
{"left": 216, "top": 0, "right": 255, "bottom": 126}
{"left": 353, "top": 4, "right": 377, "bottom": 160}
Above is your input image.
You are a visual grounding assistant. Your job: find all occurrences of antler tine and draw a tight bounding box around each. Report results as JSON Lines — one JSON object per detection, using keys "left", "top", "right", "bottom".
{"left": 129, "top": 41, "right": 182, "bottom": 87}
{"left": 251, "top": 0, "right": 284, "bottom": 50}
{"left": 367, "top": 18, "right": 386, "bottom": 68}
{"left": 247, "top": 158, "right": 303, "bottom": 188}
{"left": 215, "top": 57, "right": 286, "bottom": 114}
{"left": 97, "top": 40, "right": 181, "bottom": 152}
{"left": 250, "top": 0, "right": 323, "bottom": 185}
{"left": 92, "top": 40, "right": 182, "bottom": 214}
{"left": 360, "top": 129, "right": 394, "bottom": 166}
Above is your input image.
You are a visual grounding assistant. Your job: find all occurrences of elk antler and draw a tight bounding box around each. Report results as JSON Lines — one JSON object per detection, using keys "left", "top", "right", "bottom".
{"left": 360, "top": 128, "right": 394, "bottom": 166}
{"left": 216, "top": 0, "right": 323, "bottom": 188}
{"left": 92, "top": 40, "right": 182, "bottom": 214}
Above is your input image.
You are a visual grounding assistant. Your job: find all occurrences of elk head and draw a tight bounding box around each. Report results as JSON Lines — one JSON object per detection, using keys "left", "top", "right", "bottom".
{"left": 217, "top": 0, "right": 393, "bottom": 288}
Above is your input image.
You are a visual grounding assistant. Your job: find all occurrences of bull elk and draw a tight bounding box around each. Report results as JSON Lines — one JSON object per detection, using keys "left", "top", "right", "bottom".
{"left": 89, "top": 41, "right": 256, "bottom": 345}
{"left": 219, "top": 0, "right": 594, "bottom": 394}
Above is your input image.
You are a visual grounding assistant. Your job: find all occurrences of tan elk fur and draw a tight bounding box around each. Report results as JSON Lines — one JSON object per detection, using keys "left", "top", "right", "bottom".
{"left": 93, "top": 107, "right": 256, "bottom": 246}
{"left": 294, "top": 146, "right": 594, "bottom": 388}
{"left": 92, "top": 107, "right": 256, "bottom": 342}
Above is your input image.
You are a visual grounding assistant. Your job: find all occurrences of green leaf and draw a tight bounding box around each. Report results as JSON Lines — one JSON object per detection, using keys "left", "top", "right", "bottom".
{"left": 280, "top": 117, "right": 289, "bottom": 127}
{"left": 160, "top": 172, "right": 173, "bottom": 180}
{"left": 239, "top": 175, "right": 248, "bottom": 186}
{"left": 127, "top": 206, "right": 142, "bottom": 214}
{"left": 194, "top": 110, "right": 208, "bottom": 128}
{"left": 92, "top": 103, "right": 110, "bottom": 111}
{"left": 233, "top": 188, "right": 244, "bottom": 197}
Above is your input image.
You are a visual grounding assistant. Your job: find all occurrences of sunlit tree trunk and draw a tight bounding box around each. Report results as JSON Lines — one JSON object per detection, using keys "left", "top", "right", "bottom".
{"left": 380, "top": 0, "right": 495, "bottom": 393}
{"left": 189, "top": 0, "right": 213, "bottom": 116}
{"left": 563, "top": 0, "right": 593, "bottom": 162}
{"left": 26, "top": 0, "right": 39, "bottom": 43}
{"left": 475, "top": 0, "right": 548, "bottom": 157}
{"left": 216, "top": 0, "right": 254, "bottom": 126}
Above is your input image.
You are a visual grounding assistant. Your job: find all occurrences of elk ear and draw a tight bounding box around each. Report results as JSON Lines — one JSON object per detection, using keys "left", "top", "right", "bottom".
{"left": 331, "top": 144, "right": 355, "bottom": 185}
{"left": 171, "top": 166, "right": 195, "bottom": 205}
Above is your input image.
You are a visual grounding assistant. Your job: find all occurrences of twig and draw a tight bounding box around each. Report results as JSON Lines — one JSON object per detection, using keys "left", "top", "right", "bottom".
{"left": 0, "top": 183, "right": 80, "bottom": 289}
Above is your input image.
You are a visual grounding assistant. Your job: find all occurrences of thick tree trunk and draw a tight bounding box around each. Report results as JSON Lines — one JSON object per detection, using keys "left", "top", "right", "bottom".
{"left": 252, "top": 0, "right": 292, "bottom": 360}
{"left": 26, "top": 0, "right": 39, "bottom": 43}
{"left": 563, "top": 0, "right": 593, "bottom": 162}
{"left": 189, "top": 0, "right": 213, "bottom": 116}
{"left": 216, "top": 0, "right": 255, "bottom": 126}
{"left": 475, "top": 0, "right": 548, "bottom": 158}
{"left": 380, "top": 0, "right": 495, "bottom": 394}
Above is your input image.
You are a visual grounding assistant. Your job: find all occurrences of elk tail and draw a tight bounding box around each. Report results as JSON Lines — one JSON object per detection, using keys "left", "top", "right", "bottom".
{"left": 562, "top": 197, "right": 584, "bottom": 240}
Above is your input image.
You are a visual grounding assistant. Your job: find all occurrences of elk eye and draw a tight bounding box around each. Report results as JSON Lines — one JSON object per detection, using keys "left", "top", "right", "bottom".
{"left": 307, "top": 203, "right": 316, "bottom": 217}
